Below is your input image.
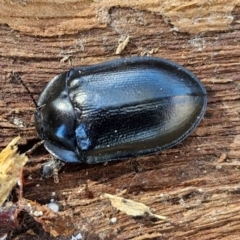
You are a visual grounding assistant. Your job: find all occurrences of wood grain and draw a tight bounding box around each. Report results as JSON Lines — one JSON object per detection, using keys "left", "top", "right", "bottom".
{"left": 0, "top": 0, "right": 238, "bottom": 36}
{"left": 0, "top": 1, "right": 240, "bottom": 239}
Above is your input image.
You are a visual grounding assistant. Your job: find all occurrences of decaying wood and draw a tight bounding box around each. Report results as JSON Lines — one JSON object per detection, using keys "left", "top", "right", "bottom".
{"left": 0, "top": 0, "right": 238, "bottom": 36}
{"left": 0, "top": 137, "right": 28, "bottom": 207}
{"left": 0, "top": 1, "right": 240, "bottom": 239}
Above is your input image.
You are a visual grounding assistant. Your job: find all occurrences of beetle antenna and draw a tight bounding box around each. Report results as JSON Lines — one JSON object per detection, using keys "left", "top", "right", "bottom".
{"left": 13, "top": 71, "right": 38, "bottom": 108}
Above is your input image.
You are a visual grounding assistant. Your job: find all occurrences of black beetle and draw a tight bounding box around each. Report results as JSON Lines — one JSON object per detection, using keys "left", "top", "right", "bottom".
{"left": 15, "top": 57, "right": 207, "bottom": 181}
{"left": 33, "top": 56, "right": 207, "bottom": 178}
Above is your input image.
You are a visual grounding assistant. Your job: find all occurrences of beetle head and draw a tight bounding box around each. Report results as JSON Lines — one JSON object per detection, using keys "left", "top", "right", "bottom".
{"left": 34, "top": 73, "right": 82, "bottom": 163}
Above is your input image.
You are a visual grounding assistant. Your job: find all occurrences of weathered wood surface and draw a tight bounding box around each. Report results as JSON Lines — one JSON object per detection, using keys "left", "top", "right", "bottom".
{"left": 0, "top": 1, "right": 240, "bottom": 239}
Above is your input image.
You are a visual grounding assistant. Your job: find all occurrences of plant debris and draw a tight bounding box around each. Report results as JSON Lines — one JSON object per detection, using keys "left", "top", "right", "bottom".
{"left": 0, "top": 136, "right": 28, "bottom": 207}
{"left": 102, "top": 193, "right": 166, "bottom": 220}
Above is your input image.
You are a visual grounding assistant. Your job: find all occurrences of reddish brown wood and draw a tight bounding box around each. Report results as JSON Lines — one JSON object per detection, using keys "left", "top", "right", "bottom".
{"left": 0, "top": 2, "right": 240, "bottom": 239}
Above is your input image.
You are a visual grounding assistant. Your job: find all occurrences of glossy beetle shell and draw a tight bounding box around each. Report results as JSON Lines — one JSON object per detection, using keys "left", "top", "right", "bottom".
{"left": 35, "top": 57, "right": 207, "bottom": 164}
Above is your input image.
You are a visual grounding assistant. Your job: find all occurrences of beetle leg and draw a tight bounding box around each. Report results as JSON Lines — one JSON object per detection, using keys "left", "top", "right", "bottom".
{"left": 40, "top": 157, "right": 65, "bottom": 183}
{"left": 25, "top": 140, "right": 44, "bottom": 156}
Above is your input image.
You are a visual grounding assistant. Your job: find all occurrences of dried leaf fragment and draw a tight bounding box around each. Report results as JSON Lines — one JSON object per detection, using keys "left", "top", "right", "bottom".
{"left": 116, "top": 35, "right": 130, "bottom": 55}
{"left": 102, "top": 193, "right": 166, "bottom": 220}
{"left": 0, "top": 136, "right": 28, "bottom": 207}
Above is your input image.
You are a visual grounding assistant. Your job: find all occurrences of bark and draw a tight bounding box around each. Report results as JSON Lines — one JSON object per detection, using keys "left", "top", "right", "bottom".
{"left": 0, "top": 1, "right": 240, "bottom": 239}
